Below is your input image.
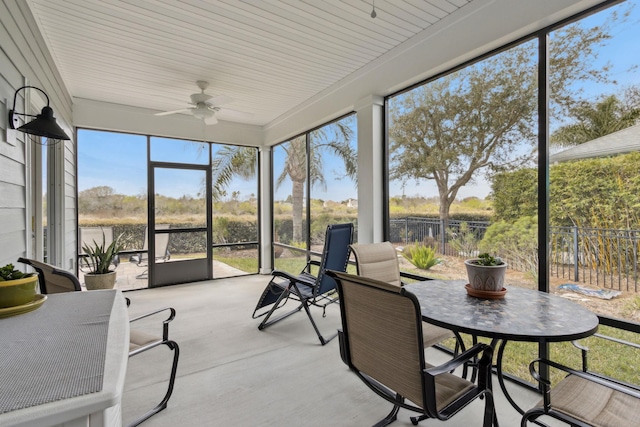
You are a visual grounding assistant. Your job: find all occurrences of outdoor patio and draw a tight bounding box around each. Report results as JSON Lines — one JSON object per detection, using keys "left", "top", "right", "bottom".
{"left": 78, "top": 259, "right": 251, "bottom": 291}
{"left": 120, "top": 274, "right": 555, "bottom": 427}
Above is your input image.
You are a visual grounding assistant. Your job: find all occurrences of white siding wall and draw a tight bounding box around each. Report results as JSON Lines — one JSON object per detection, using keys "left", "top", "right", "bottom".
{"left": 0, "top": 0, "right": 75, "bottom": 270}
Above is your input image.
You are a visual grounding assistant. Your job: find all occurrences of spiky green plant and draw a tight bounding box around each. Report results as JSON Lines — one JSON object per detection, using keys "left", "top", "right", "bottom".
{"left": 402, "top": 244, "right": 441, "bottom": 270}
{"left": 82, "top": 231, "right": 125, "bottom": 274}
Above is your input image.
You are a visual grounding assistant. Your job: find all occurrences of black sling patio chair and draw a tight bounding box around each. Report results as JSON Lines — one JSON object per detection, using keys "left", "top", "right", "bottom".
{"left": 17, "top": 257, "right": 180, "bottom": 427}
{"left": 328, "top": 270, "right": 496, "bottom": 427}
{"left": 252, "top": 222, "right": 353, "bottom": 345}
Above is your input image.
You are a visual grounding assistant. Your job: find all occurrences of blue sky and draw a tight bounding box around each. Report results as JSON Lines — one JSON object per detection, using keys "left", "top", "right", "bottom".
{"left": 78, "top": 131, "right": 258, "bottom": 200}
{"left": 78, "top": 1, "right": 638, "bottom": 203}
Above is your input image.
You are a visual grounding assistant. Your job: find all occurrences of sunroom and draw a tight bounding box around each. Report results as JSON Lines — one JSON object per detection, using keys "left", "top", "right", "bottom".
{"left": 1, "top": 0, "right": 639, "bottom": 426}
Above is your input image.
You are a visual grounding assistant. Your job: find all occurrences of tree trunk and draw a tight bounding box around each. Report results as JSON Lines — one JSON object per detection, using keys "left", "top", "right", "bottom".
{"left": 438, "top": 194, "right": 450, "bottom": 225}
{"left": 292, "top": 180, "right": 304, "bottom": 242}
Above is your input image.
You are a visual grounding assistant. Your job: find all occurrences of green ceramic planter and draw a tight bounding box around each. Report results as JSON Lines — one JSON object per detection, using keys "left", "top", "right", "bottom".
{"left": 0, "top": 274, "right": 39, "bottom": 308}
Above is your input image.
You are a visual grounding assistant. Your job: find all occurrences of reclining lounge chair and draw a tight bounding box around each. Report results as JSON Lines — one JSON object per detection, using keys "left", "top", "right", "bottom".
{"left": 252, "top": 223, "right": 353, "bottom": 345}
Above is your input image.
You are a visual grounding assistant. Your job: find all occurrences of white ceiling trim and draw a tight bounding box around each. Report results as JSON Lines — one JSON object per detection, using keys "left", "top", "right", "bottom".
{"left": 24, "top": 0, "right": 607, "bottom": 145}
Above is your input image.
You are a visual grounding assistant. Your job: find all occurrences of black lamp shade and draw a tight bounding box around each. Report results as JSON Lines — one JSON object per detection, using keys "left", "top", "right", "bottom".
{"left": 17, "top": 106, "right": 70, "bottom": 140}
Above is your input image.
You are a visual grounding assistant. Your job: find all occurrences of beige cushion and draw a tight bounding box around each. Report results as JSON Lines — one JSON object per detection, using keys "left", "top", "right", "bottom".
{"left": 351, "top": 242, "right": 454, "bottom": 347}
{"left": 350, "top": 242, "right": 403, "bottom": 287}
{"left": 129, "top": 329, "right": 161, "bottom": 352}
{"left": 427, "top": 362, "right": 475, "bottom": 410}
{"left": 422, "top": 323, "right": 455, "bottom": 347}
{"left": 540, "top": 374, "right": 640, "bottom": 427}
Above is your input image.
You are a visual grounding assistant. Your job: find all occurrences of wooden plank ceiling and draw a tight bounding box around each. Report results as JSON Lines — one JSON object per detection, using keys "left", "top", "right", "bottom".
{"left": 26, "top": 0, "right": 470, "bottom": 126}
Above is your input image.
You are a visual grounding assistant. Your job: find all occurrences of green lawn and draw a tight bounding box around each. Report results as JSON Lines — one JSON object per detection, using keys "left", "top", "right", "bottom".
{"left": 214, "top": 255, "right": 258, "bottom": 273}
{"left": 443, "top": 325, "right": 639, "bottom": 387}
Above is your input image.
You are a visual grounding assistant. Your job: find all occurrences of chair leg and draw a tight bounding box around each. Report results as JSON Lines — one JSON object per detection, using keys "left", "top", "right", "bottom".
{"left": 374, "top": 405, "right": 400, "bottom": 427}
{"left": 410, "top": 414, "right": 427, "bottom": 425}
{"left": 376, "top": 395, "right": 403, "bottom": 427}
{"left": 300, "top": 298, "right": 338, "bottom": 345}
{"left": 127, "top": 340, "right": 180, "bottom": 427}
{"left": 481, "top": 390, "right": 498, "bottom": 427}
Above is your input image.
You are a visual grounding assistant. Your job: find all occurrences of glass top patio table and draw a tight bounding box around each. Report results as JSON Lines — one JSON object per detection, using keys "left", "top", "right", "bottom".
{"left": 404, "top": 280, "right": 599, "bottom": 343}
{"left": 405, "top": 280, "right": 600, "bottom": 418}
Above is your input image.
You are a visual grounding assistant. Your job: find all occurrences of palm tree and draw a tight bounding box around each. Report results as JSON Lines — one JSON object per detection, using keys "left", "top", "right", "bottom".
{"left": 551, "top": 94, "right": 640, "bottom": 149}
{"left": 212, "top": 118, "right": 356, "bottom": 243}
{"left": 211, "top": 145, "right": 258, "bottom": 201}
{"left": 277, "top": 120, "right": 356, "bottom": 242}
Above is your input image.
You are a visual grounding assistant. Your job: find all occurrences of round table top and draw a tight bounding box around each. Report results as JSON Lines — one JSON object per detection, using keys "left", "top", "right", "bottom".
{"left": 404, "top": 280, "right": 599, "bottom": 342}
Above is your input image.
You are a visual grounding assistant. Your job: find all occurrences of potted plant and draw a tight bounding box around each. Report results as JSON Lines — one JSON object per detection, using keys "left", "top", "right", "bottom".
{"left": 82, "top": 231, "right": 125, "bottom": 290}
{"left": 0, "top": 263, "right": 39, "bottom": 308}
{"left": 464, "top": 253, "right": 508, "bottom": 292}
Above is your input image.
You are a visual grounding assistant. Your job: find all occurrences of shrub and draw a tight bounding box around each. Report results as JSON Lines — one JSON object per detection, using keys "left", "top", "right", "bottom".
{"left": 402, "top": 244, "right": 441, "bottom": 270}
{"left": 479, "top": 215, "right": 538, "bottom": 280}
{"left": 447, "top": 222, "right": 480, "bottom": 257}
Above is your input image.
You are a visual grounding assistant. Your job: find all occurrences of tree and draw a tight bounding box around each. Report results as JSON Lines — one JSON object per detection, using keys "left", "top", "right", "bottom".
{"left": 389, "top": 13, "right": 621, "bottom": 222}
{"left": 551, "top": 93, "right": 640, "bottom": 149}
{"left": 211, "top": 118, "right": 357, "bottom": 243}
{"left": 211, "top": 146, "right": 258, "bottom": 201}
{"left": 78, "top": 186, "right": 117, "bottom": 214}
{"left": 275, "top": 119, "right": 356, "bottom": 242}
{"left": 79, "top": 185, "right": 115, "bottom": 199}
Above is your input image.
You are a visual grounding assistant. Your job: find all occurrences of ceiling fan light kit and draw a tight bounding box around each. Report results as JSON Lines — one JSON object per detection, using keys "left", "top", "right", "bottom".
{"left": 155, "top": 80, "right": 249, "bottom": 125}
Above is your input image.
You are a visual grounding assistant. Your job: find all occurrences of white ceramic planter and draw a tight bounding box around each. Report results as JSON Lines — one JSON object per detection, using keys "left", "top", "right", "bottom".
{"left": 464, "top": 259, "right": 508, "bottom": 292}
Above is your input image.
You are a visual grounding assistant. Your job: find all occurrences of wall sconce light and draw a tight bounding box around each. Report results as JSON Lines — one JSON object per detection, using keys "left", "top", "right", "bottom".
{"left": 8, "top": 85, "right": 70, "bottom": 141}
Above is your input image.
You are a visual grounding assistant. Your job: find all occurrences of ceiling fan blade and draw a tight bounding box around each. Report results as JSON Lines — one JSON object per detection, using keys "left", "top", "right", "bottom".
{"left": 206, "top": 94, "right": 234, "bottom": 107}
{"left": 155, "top": 108, "right": 192, "bottom": 116}
{"left": 204, "top": 115, "right": 218, "bottom": 125}
{"left": 217, "top": 107, "right": 253, "bottom": 120}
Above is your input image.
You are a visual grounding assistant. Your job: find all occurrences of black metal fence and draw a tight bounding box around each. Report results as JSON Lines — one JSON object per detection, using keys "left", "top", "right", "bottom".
{"left": 390, "top": 217, "right": 640, "bottom": 292}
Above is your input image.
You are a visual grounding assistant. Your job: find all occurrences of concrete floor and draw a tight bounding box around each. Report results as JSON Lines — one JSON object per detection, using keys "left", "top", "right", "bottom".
{"left": 79, "top": 259, "right": 251, "bottom": 291}
{"left": 121, "top": 274, "right": 554, "bottom": 427}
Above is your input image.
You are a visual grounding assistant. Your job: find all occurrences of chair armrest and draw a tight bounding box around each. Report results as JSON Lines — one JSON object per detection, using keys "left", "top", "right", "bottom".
{"left": 425, "top": 343, "right": 489, "bottom": 376}
{"left": 400, "top": 271, "right": 433, "bottom": 284}
{"left": 571, "top": 315, "right": 640, "bottom": 373}
{"left": 129, "top": 306, "right": 176, "bottom": 342}
{"left": 570, "top": 339, "right": 589, "bottom": 371}
{"left": 272, "top": 269, "right": 316, "bottom": 287}
{"left": 529, "top": 358, "right": 640, "bottom": 399}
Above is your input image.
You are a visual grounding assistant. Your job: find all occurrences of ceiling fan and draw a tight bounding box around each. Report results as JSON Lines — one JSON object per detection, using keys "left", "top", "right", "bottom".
{"left": 154, "top": 80, "right": 251, "bottom": 125}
